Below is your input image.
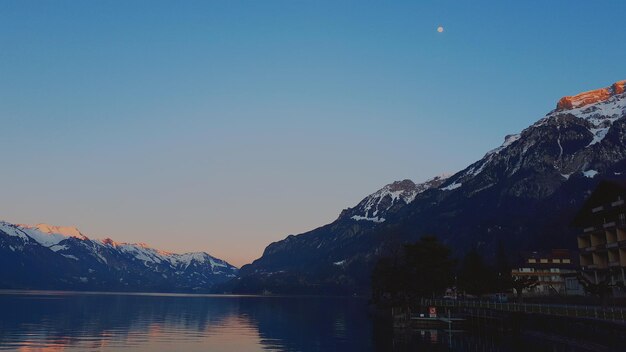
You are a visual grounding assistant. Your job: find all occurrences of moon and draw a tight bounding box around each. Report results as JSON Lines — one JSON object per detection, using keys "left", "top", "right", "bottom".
{"left": 437, "top": 26, "right": 444, "bottom": 33}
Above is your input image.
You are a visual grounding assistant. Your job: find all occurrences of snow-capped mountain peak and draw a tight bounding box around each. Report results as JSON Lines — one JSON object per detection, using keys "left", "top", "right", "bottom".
{"left": 438, "top": 79, "right": 626, "bottom": 196}
{"left": 13, "top": 223, "right": 87, "bottom": 249}
{"left": 0, "top": 219, "right": 238, "bottom": 291}
{"left": 0, "top": 221, "right": 30, "bottom": 241}
{"left": 239, "top": 79, "right": 626, "bottom": 294}
{"left": 344, "top": 175, "right": 449, "bottom": 223}
{"left": 21, "top": 223, "right": 85, "bottom": 238}
{"left": 544, "top": 80, "right": 626, "bottom": 128}
{"left": 100, "top": 239, "right": 227, "bottom": 270}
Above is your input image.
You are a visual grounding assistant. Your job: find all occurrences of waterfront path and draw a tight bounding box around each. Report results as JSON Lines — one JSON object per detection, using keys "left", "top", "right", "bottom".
{"left": 421, "top": 298, "right": 626, "bottom": 323}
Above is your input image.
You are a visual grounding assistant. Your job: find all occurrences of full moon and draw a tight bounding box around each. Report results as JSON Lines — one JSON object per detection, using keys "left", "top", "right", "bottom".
{"left": 437, "top": 26, "right": 444, "bottom": 33}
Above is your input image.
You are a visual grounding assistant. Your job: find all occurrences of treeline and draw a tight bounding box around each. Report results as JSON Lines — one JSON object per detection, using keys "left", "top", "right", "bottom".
{"left": 371, "top": 236, "right": 535, "bottom": 305}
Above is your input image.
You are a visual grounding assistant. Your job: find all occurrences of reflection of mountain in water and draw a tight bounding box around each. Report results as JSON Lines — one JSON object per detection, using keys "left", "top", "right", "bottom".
{"left": 0, "top": 292, "right": 611, "bottom": 352}
{"left": 0, "top": 292, "right": 378, "bottom": 352}
{"left": 0, "top": 292, "right": 248, "bottom": 351}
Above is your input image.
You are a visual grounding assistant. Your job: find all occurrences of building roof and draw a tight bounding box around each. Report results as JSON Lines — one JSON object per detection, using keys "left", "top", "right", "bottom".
{"left": 516, "top": 249, "right": 578, "bottom": 269}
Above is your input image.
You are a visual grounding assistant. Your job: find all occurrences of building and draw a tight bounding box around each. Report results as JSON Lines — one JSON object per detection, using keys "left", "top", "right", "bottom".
{"left": 511, "top": 249, "right": 582, "bottom": 296}
{"left": 572, "top": 180, "right": 626, "bottom": 294}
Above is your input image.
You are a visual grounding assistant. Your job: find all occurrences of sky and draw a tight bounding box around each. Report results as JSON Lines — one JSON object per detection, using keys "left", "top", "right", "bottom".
{"left": 1, "top": 1, "right": 625, "bottom": 267}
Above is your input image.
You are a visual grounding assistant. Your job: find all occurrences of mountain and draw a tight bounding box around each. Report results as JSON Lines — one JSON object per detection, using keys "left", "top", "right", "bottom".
{"left": 0, "top": 221, "right": 238, "bottom": 292}
{"left": 235, "top": 80, "right": 626, "bottom": 294}
{"left": 340, "top": 176, "right": 449, "bottom": 223}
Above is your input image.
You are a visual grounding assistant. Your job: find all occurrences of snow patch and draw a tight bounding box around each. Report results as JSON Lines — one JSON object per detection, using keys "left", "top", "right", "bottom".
{"left": 583, "top": 170, "right": 599, "bottom": 178}
{"left": 441, "top": 182, "right": 462, "bottom": 191}
{"left": 351, "top": 215, "right": 385, "bottom": 223}
{"left": 587, "top": 127, "right": 610, "bottom": 147}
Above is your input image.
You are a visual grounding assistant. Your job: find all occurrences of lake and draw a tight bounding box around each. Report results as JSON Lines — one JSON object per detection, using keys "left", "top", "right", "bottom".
{"left": 0, "top": 291, "right": 606, "bottom": 351}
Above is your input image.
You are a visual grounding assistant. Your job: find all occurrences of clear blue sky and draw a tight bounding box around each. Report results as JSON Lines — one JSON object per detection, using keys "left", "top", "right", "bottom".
{"left": 1, "top": 1, "right": 625, "bottom": 266}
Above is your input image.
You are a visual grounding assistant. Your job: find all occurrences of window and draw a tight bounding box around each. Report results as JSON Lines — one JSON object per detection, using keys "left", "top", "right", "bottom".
{"left": 528, "top": 259, "right": 537, "bottom": 263}
{"left": 540, "top": 259, "right": 549, "bottom": 263}
{"left": 563, "top": 259, "right": 571, "bottom": 264}
{"left": 552, "top": 259, "right": 561, "bottom": 263}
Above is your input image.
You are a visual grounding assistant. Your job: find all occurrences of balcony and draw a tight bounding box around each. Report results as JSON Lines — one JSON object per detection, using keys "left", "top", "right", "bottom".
{"left": 592, "top": 206, "right": 604, "bottom": 213}
{"left": 595, "top": 245, "right": 608, "bottom": 252}
{"left": 604, "top": 221, "right": 616, "bottom": 229}
{"left": 612, "top": 199, "right": 625, "bottom": 207}
{"left": 584, "top": 226, "right": 596, "bottom": 233}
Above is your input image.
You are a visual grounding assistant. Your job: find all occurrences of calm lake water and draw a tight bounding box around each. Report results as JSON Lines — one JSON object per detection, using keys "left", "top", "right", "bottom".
{"left": 0, "top": 291, "right": 607, "bottom": 351}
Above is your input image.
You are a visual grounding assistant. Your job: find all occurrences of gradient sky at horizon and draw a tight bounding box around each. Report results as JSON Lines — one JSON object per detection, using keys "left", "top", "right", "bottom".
{"left": 1, "top": 1, "right": 626, "bottom": 266}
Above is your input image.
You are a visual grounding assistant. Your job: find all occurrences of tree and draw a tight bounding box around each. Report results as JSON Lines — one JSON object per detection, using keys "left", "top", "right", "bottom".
{"left": 371, "top": 257, "right": 403, "bottom": 303}
{"left": 494, "top": 242, "right": 511, "bottom": 292}
{"left": 371, "top": 236, "right": 455, "bottom": 304}
{"left": 510, "top": 276, "right": 538, "bottom": 303}
{"left": 576, "top": 272, "right": 624, "bottom": 306}
{"left": 402, "top": 236, "right": 456, "bottom": 299}
{"left": 458, "top": 249, "right": 495, "bottom": 297}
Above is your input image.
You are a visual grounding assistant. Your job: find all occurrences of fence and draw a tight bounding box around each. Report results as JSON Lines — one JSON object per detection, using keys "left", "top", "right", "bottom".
{"left": 421, "top": 298, "right": 626, "bottom": 323}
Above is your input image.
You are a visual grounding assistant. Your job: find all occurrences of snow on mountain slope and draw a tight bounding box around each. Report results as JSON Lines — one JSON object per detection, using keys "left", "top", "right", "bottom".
{"left": 16, "top": 223, "right": 86, "bottom": 250}
{"left": 100, "top": 239, "right": 235, "bottom": 274}
{"left": 437, "top": 79, "right": 626, "bottom": 194}
{"left": 343, "top": 176, "right": 449, "bottom": 223}
{"left": 238, "top": 79, "right": 626, "bottom": 294}
{"left": 544, "top": 80, "right": 626, "bottom": 148}
{"left": 0, "top": 220, "right": 238, "bottom": 291}
{"left": 0, "top": 221, "right": 30, "bottom": 241}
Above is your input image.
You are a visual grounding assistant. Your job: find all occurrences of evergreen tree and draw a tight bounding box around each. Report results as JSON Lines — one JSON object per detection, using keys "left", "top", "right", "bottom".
{"left": 458, "top": 249, "right": 495, "bottom": 297}
{"left": 371, "top": 236, "right": 455, "bottom": 303}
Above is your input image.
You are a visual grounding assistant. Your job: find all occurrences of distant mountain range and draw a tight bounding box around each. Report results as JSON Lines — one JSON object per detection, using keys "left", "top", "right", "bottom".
{"left": 0, "top": 221, "right": 237, "bottom": 292}
{"left": 5, "top": 80, "right": 626, "bottom": 295}
{"left": 234, "top": 80, "right": 626, "bottom": 294}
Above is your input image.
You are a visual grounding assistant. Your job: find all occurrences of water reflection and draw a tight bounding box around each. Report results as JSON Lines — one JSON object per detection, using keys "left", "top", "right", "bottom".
{"left": 0, "top": 291, "right": 609, "bottom": 351}
{"left": 0, "top": 292, "right": 374, "bottom": 351}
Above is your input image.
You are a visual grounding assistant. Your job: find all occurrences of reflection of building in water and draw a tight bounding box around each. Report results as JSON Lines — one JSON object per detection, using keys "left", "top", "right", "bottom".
{"left": 512, "top": 249, "right": 583, "bottom": 296}
{"left": 572, "top": 180, "right": 626, "bottom": 296}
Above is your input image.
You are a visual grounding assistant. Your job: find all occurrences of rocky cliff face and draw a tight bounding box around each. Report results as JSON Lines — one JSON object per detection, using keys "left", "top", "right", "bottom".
{"left": 557, "top": 80, "right": 625, "bottom": 111}
{"left": 235, "top": 80, "right": 626, "bottom": 294}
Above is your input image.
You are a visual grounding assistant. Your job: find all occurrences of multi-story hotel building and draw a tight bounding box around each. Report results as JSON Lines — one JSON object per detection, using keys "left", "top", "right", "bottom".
{"left": 511, "top": 249, "right": 581, "bottom": 295}
{"left": 572, "top": 180, "right": 626, "bottom": 292}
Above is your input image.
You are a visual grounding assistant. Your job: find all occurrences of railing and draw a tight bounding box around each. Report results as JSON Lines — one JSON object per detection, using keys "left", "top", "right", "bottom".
{"left": 604, "top": 221, "right": 617, "bottom": 228}
{"left": 421, "top": 298, "right": 626, "bottom": 323}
